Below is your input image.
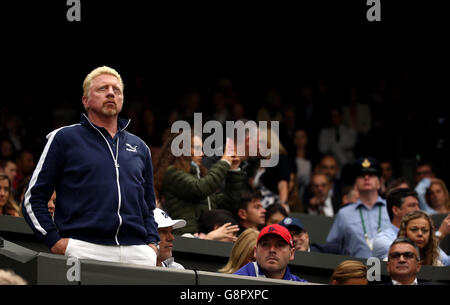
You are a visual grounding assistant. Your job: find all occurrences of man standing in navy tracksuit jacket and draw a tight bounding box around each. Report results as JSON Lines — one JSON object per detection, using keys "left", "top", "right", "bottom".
{"left": 22, "top": 66, "right": 160, "bottom": 266}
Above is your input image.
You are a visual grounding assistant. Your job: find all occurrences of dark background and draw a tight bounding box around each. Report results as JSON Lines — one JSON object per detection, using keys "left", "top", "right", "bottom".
{"left": 2, "top": 0, "right": 449, "bottom": 186}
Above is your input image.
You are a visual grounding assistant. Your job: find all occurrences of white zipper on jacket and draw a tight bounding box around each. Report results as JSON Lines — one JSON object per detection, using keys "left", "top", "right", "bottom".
{"left": 83, "top": 114, "right": 129, "bottom": 245}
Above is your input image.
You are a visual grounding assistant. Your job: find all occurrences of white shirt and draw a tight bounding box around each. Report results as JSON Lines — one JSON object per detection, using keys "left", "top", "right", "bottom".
{"left": 391, "top": 278, "right": 418, "bottom": 285}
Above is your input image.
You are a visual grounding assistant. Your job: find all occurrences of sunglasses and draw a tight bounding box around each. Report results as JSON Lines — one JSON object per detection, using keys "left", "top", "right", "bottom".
{"left": 389, "top": 251, "right": 416, "bottom": 260}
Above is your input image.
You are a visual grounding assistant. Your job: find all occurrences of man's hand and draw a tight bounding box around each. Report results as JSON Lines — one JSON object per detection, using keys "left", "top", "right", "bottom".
{"left": 50, "top": 238, "right": 70, "bottom": 255}
{"left": 309, "top": 196, "right": 325, "bottom": 207}
{"left": 437, "top": 214, "right": 450, "bottom": 240}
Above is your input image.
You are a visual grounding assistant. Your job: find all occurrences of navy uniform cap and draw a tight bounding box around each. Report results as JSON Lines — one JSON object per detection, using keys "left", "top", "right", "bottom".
{"left": 353, "top": 157, "right": 382, "bottom": 178}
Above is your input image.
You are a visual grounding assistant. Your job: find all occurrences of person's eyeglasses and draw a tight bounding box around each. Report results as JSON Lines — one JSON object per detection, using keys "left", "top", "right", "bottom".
{"left": 389, "top": 251, "right": 416, "bottom": 260}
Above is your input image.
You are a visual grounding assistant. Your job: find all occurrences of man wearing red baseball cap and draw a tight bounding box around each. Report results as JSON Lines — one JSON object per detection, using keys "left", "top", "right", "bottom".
{"left": 233, "top": 224, "right": 307, "bottom": 282}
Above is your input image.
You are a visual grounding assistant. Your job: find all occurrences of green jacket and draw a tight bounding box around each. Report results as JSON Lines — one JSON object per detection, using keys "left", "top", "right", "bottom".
{"left": 162, "top": 160, "right": 243, "bottom": 234}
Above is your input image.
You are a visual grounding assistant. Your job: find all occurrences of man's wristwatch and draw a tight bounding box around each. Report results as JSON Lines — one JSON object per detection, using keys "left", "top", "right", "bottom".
{"left": 149, "top": 242, "right": 160, "bottom": 251}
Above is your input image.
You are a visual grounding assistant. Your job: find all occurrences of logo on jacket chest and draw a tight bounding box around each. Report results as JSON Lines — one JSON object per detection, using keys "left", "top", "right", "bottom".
{"left": 126, "top": 143, "right": 138, "bottom": 152}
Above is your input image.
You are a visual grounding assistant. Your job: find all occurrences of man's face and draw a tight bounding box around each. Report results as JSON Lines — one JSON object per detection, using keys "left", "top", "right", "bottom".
{"left": 311, "top": 174, "right": 331, "bottom": 199}
{"left": 0, "top": 179, "right": 10, "bottom": 207}
{"left": 255, "top": 235, "right": 295, "bottom": 275}
{"left": 290, "top": 230, "right": 309, "bottom": 251}
{"left": 387, "top": 243, "right": 421, "bottom": 280}
{"left": 83, "top": 74, "right": 123, "bottom": 119}
{"left": 319, "top": 157, "right": 338, "bottom": 180}
{"left": 355, "top": 173, "right": 380, "bottom": 193}
{"left": 244, "top": 199, "right": 266, "bottom": 227}
{"left": 381, "top": 162, "right": 393, "bottom": 181}
{"left": 394, "top": 196, "right": 420, "bottom": 220}
{"left": 415, "top": 165, "right": 434, "bottom": 183}
{"left": 158, "top": 226, "right": 175, "bottom": 262}
{"left": 4, "top": 161, "right": 17, "bottom": 181}
{"left": 20, "top": 152, "right": 35, "bottom": 176}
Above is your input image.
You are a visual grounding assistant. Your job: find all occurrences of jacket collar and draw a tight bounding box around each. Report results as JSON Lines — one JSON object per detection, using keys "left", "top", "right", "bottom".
{"left": 81, "top": 113, "right": 131, "bottom": 133}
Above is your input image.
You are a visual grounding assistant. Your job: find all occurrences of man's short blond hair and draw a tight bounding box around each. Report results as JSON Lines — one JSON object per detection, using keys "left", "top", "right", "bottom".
{"left": 0, "top": 269, "right": 27, "bottom": 285}
{"left": 82, "top": 66, "right": 124, "bottom": 98}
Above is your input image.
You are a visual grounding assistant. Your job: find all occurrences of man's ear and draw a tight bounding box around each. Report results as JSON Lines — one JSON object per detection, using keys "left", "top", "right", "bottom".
{"left": 82, "top": 96, "right": 89, "bottom": 111}
{"left": 416, "top": 261, "right": 422, "bottom": 273}
{"left": 392, "top": 205, "right": 401, "bottom": 217}
{"left": 238, "top": 209, "right": 247, "bottom": 220}
{"left": 289, "top": 246, "right": 295, "bottom": 261}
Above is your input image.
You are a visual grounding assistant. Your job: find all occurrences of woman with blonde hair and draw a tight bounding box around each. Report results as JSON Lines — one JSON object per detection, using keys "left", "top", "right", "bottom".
{"left": 218, "top": 228, "right": 259, "bottom": 274}
{"left": 426, "top": 178, "right": 450, "bottom": 214}
{"left": 0, "top": 174, "right": 20, "bottom": 216}
{"left": 398, "top": 210, "right": 448, "bottom": 266}
{"left": 330, "top": 260, "right": 368, "bottom": 285}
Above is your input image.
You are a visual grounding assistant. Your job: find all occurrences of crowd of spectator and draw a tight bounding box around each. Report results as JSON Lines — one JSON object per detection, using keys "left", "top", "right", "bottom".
{"left": 1, "top": 68, "right": 450, "bottom": 285}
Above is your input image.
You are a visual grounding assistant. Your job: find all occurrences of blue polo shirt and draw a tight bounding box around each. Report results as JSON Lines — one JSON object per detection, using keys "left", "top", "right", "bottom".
{"left": 234, "top": 262, "right": 308, "bottom": 282}
{"left": 326, "top": 197, "right": 391, "bottom": 258}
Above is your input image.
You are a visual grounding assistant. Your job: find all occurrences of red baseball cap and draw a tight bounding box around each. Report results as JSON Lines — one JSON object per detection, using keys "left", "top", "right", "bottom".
{"left": 257, "top": 224, "right": 293, "bottom": 247}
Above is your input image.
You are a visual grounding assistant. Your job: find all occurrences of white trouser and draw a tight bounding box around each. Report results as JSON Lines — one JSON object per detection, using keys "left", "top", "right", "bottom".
{"left": 64, "top": 238, "right": 157, "bottom": 267}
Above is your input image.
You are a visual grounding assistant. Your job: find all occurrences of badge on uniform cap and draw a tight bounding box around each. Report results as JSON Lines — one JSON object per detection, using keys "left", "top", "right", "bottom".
{"left": 362, "top": 158, "right": 371, "bottom": 168}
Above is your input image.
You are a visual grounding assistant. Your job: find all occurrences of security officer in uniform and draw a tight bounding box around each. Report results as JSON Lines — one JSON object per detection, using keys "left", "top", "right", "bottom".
{"left": 326, "top": 157, "right": 391, "bottom": 258}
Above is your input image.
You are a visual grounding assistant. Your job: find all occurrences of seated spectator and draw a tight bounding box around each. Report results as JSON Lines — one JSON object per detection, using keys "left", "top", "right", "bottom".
{"left": 341, "top": 184, "right": 359, "bottom": 206}
{"left": 318, "top": 106, "right": 357, "bottom": 170}
{"left": 425, "top": 178, "right": 450, "bottom": 214}
{"left": 279, "top": 216, "right": 341, "bottom": 254}
{"left": 326, "top": 157, "right": 391, "bottom": 258}
{"left": 415, "top": 160, "right": 435, "bottom": 186}
{"left": 385, "top": 237, "right": 423, "bottom": 285}
{"left": 330, "top": 260, "right": 368, "bottom": 285}
{"left": 384, "top": 177, "right": 411, "bottom": 198}
{"left": 233, "top": 224, "right": 307, "bottom": 282}
{"left": 287, "top": 172, "right": 304, "bottom": 213}
{"left": 0, "top": 159, "right": 17, "bottom": 187}
{"left": 304, "top": 155, "right": 343, "bottom": 214}
{"left": 195, "top": 209, "right": 240, "bottom": 242}
{"left": 252, "top": 127, "right": 291, "bottom": 212}
{"left": 13, "top": 149, "right": 35, "bottom": 192}
{"left": 218, "top": 228, "right": 259, "bottom": 274}
{"left": 0, "top": 174, "right": 20, "bottom": 216}
{"left": 414, "top": 161, "right": 437, "bottom": 213}
{"left": 265, "top": 203, "right": 288, "bottom": 226}
{"left": 305, "top": 172, "right": 336, "bottom": 217}
{"left": 380, "top": 160, "right": 395, "bottom": 191}
{"left": 398, "top": 210, "right": 449, "bottom": 266}
{"left": 292, "top": 128, "right": 312, "bottom": 201}
{"left": 237, "top": 191, "right": 266, "bottom": 235}
{"left": 0, "top": 269, "right": 27, "bottom": 285}
{"left": 372, "top": 188, "right": 420, "bottom": 259}
{"left": 0, "top": 159, "right": 18, "bottom": 199}
{"left": 153, "top": 208, "right": 186, "bottom": 269}
{"left": 154, "top": 132, "right": 243, "bottom": 234}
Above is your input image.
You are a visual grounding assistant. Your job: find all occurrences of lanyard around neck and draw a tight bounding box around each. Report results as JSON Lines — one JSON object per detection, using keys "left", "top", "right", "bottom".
{"left": 359, "top": 204, "right": 382, "bottom": 247}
